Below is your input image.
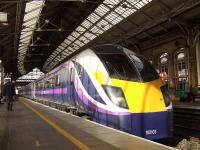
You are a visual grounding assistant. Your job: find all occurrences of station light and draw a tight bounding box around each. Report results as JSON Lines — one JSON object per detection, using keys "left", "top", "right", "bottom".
{"left": 0, "top": 12, "right": 8, "bottom": 26}
{"left": 0, "top": 12, "right": 7, "bottom": 22}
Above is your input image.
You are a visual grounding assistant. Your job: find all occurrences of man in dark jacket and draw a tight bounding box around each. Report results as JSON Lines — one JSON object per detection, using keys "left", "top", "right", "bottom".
{"left": 3, "top": 78, "right": 16, "bottom": 111}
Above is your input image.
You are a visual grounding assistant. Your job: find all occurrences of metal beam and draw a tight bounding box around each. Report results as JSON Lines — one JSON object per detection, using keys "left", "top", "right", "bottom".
{"left": 0, "top": 0, "right": 87, "bottom": 3}
{"left": 113, "top": 0, "right": 200, "bottom": 44}
{"left": 44, "top": 1, "right": 121, "bottom": 69}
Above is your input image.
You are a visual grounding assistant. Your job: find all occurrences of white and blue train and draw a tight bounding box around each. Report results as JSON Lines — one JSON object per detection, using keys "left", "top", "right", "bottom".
{"left": 20, "top": 44, "right": 173, "bottom": 140}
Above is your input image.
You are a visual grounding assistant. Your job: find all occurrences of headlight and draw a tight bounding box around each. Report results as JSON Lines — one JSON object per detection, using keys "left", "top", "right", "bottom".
{"left": 102, "top": 85, "right": 128, "bottom": 109}
{"left": 160, "top": 85, "right": 171, "bottom": 107}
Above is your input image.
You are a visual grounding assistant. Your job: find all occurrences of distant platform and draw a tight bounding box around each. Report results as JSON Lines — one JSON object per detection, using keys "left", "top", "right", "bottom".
{"left": 173, "top": 100, "right": 200, "bottom": 110}
{"left": 0, "top": 97, "right": 174, "bottom": 150}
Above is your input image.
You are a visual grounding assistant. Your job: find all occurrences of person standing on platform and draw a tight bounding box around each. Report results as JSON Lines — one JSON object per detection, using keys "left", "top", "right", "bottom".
{"left": 3, "top": 78, "right": 16, "bottom": 111}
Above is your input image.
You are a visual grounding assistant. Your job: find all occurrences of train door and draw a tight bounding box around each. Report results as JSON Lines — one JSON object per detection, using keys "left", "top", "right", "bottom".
{"left": 56, "top": 74, "right": 62, "bottom": 104}
{"left": 78, "top": 59, "right": 89, "bottom": 113}
{"left": 69, "top": 66, "right": 76, "bottom": 107}
{"left": 59, "top": 69, "right": 64, "bottom": 104}
{"left": 63, "top": 67, "right": 69, "bottom": 105}
{"left": 73, "top": 58, "right": 83, "bottom": 110}
{"left": 53, "top": 74, "right": 59, "bottom": 103}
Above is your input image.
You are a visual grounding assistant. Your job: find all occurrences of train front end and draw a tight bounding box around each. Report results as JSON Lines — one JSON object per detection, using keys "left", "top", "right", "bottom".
{"left": 93, "top": 45, "right": 173, "bottom": 140}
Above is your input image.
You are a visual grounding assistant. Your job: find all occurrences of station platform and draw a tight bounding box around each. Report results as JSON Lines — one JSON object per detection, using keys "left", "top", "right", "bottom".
{"left": 0, "top": 97, "right": 174, "bottom": 150}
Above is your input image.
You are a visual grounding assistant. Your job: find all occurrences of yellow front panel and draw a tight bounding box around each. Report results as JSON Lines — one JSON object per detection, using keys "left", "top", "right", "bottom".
{"left": 111, "top": 78, "right": 166, "bottom": 113}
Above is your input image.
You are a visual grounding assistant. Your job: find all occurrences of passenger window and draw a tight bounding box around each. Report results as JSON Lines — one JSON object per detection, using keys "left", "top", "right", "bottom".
{"left": 78, "top": 64, "right": 83, "bottom": 77}
{"left": 130, "top": 55, "right": 159, "bottom": 82}
{"left": 70, "top": 68, "right": 74, "bottom": 83}
{"left": 97, "top": 54, "right": 140, "bottom": 82}
{"left": 73, "top": 61, "right": 83, "bottom": 77}
{"left": 55, "top": 75, "right": 60, "bottom": 86}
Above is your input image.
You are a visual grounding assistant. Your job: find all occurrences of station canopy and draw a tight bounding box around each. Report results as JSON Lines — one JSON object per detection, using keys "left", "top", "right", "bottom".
{"left": 43, "top": 0, "right": 153, "bottom": 71}
{"left": 16, "top": 68, "right": 44, "bottom": 82}
{"left": 1, "top": 0, "right": 200, "bottom": 79}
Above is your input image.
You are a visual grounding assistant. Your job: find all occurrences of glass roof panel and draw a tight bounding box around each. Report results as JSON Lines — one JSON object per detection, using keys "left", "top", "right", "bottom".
{"left": 20, "top": 34, "right": 31, "bottom": 41}
{"left": 134, "top": 0, "right": 146, "bottom": 9}
{"left": 20, "top": 31, "right": 32, "bottom": 39}
{"left": 95, "top": 4, "right": 110, "bottom": 16}
{"left": 58, "top": 49, "right": 64, "bottom": 53}
{"left": 90, "top": 26, "right": 104, "bottom": 35}
{"left": 17, "top": 0, "right": 45, "bottom": 74}
{"left": 24, "top": 9, "right": 41, "bottom": 21}
{"left": 81, "top": 19, "right": 93, "bottom": 29}
{"left": 83, "top": 32, "right": 96, "bottom": 40}
{"left": 114, "top": 2, "right": 136, "bottom": 18}
{"left": 87, "top": 13, "right": 100, "bottom": 23}
{"left": 58, "top": 45, "right": 65, "bottom": 50}
{"left": 76, "top": 26, "right": 86, "bottom": 34}
{"left": 61, "top": 42, "right": 68, "bottom": 47}
{"left": 74, "top": 40, "right": 84, "bottom": 47}
{"left": 103, "top": 0, "right": 119, "bottom": 8}
{"left": 96, "top": 19, "right": 110, "bottom": 31}
{"left": 67, "top": 47, "right": 73, "bottom": 52}
{"left": 43, "top": 0, "right": 153, "bottom": 71}
{"left": 105, "top": 11, "right": 123, "bottom": 25}
{"left": 71, "top": 31, "right": 81, "bottom": 38}
{"left": 23, "top": 17, "right": 37, "bottom": 26}
{"left": 63, "top": 49, "right": 70, "bottom": 54}
{"left": 63, "top": 39, "right": 71, "bottom": 44}
{"left": 20, "top": 37, "right": 30, "bottom": 43}
{"left": 114, "top": 5, "right": 126, "bottom": 15}
{"left": 67, "top": 35, "right": 76, "bottom": 42}
{"left": 17, "top": 68, "right": 44, "bottom": 81}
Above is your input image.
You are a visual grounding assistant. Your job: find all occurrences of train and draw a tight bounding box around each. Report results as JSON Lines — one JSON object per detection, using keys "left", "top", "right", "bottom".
{"left": 20, "top": 44, "right": 173, "bottom": 140}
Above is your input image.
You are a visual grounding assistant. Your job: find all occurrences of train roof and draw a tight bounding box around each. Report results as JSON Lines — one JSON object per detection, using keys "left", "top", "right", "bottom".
{"left": 92, "top": 44, "right": 125, "bottom": 55}
{"left": 91, "top": 44, "right": 136, "bottom": 56}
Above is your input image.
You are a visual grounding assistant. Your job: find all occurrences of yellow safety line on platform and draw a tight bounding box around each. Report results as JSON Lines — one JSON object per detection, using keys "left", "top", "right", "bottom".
{"left": 21, "top": 100, "right": 91, "bottom": 150}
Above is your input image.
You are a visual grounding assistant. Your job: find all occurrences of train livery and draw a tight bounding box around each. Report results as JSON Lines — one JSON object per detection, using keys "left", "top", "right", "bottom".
{"left": 21, "top": 44, "right": 173, "bottom": 140}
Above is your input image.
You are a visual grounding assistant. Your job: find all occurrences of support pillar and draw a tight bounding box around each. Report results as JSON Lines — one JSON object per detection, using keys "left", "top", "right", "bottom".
{"left": 0, "top": 61, "right": 4, "bottom": 98}
{"left": 196, "top": 39, "right": 200, "bottom": 85}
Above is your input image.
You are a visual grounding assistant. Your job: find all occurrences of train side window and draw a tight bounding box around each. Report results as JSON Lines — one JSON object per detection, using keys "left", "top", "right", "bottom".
{"left": 55, "top": 75, "right": 60, "bottom": 86}
{"left": 97, "top": 54, "right": 140, "bottom": 81}
{"left": 70, "top": 68, "right": 74, "bottom": 83}
{"left": 66, "top": 68, "right": 70, "bottom": 82}
{"left": 36, "top": 83, "right": 38, "bottom": 89}
{"left": 78, "top": 65, "right": 83, "bottom": 77}
{"left": 50, "top": 78, "right": 53, "bottom": 88}
{"left": 73, "top": 61, "right": 83, "bottom": 77}
{"left": 52, "top": 77, "right": 56, "bottom": 87}
{"left": 46, "top": 79, "right": 52, "bottom": 88}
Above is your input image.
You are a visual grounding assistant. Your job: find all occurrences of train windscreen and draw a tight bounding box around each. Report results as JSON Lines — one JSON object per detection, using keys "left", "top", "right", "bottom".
{"left": 129, "top": 54, "right": 159, "bottom": 82}
{"left": 97, "top": 54, "right": 141, "bottom": 82}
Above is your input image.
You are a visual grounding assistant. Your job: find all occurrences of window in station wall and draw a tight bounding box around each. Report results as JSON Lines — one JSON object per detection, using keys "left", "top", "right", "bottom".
{"left": 159, "top": 52, "right": 169, "bottom": 86}
{"left": 174, "top": 48, "right": 189, "bottom": 97}
{"left": 148, "top": 57, "right": 153, "bottom": 64}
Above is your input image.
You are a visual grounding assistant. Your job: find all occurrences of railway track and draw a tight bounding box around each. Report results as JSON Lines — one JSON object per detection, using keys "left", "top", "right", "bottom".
{"left": 157, "top": 105, "right": 200, "bottom": 147}
{"left": 174, "top": 106, "right": 200, "bottom": 138}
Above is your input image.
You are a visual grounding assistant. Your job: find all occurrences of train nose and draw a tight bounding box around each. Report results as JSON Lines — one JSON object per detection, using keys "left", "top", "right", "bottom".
{"left": 131, "top": 111, "right": 173, "bottom": 140}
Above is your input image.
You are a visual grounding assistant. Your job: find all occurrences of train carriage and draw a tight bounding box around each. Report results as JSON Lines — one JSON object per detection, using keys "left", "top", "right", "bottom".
{"left": 21, "top": 44, "right": 173, "bottom": 140}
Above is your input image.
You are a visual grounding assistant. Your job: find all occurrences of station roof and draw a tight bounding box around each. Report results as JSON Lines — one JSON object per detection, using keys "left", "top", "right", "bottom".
{"left": 0, "top": 0, "right": 200, "bottom": 79}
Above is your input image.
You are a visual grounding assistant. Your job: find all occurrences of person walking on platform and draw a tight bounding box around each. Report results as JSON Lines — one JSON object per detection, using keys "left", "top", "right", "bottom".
{"left": 3, "top": 78, "right": 16, "bottom": 111}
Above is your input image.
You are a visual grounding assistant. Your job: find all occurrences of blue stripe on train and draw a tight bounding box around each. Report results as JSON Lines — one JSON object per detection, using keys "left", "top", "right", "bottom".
{"left": 73, "top": 61, "right": 106, "bottom": 104}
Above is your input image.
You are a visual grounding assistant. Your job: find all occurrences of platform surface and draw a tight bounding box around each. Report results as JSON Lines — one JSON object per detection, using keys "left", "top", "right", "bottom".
{"left": 0, "top": 97, "right": 175, "bottom": 150}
